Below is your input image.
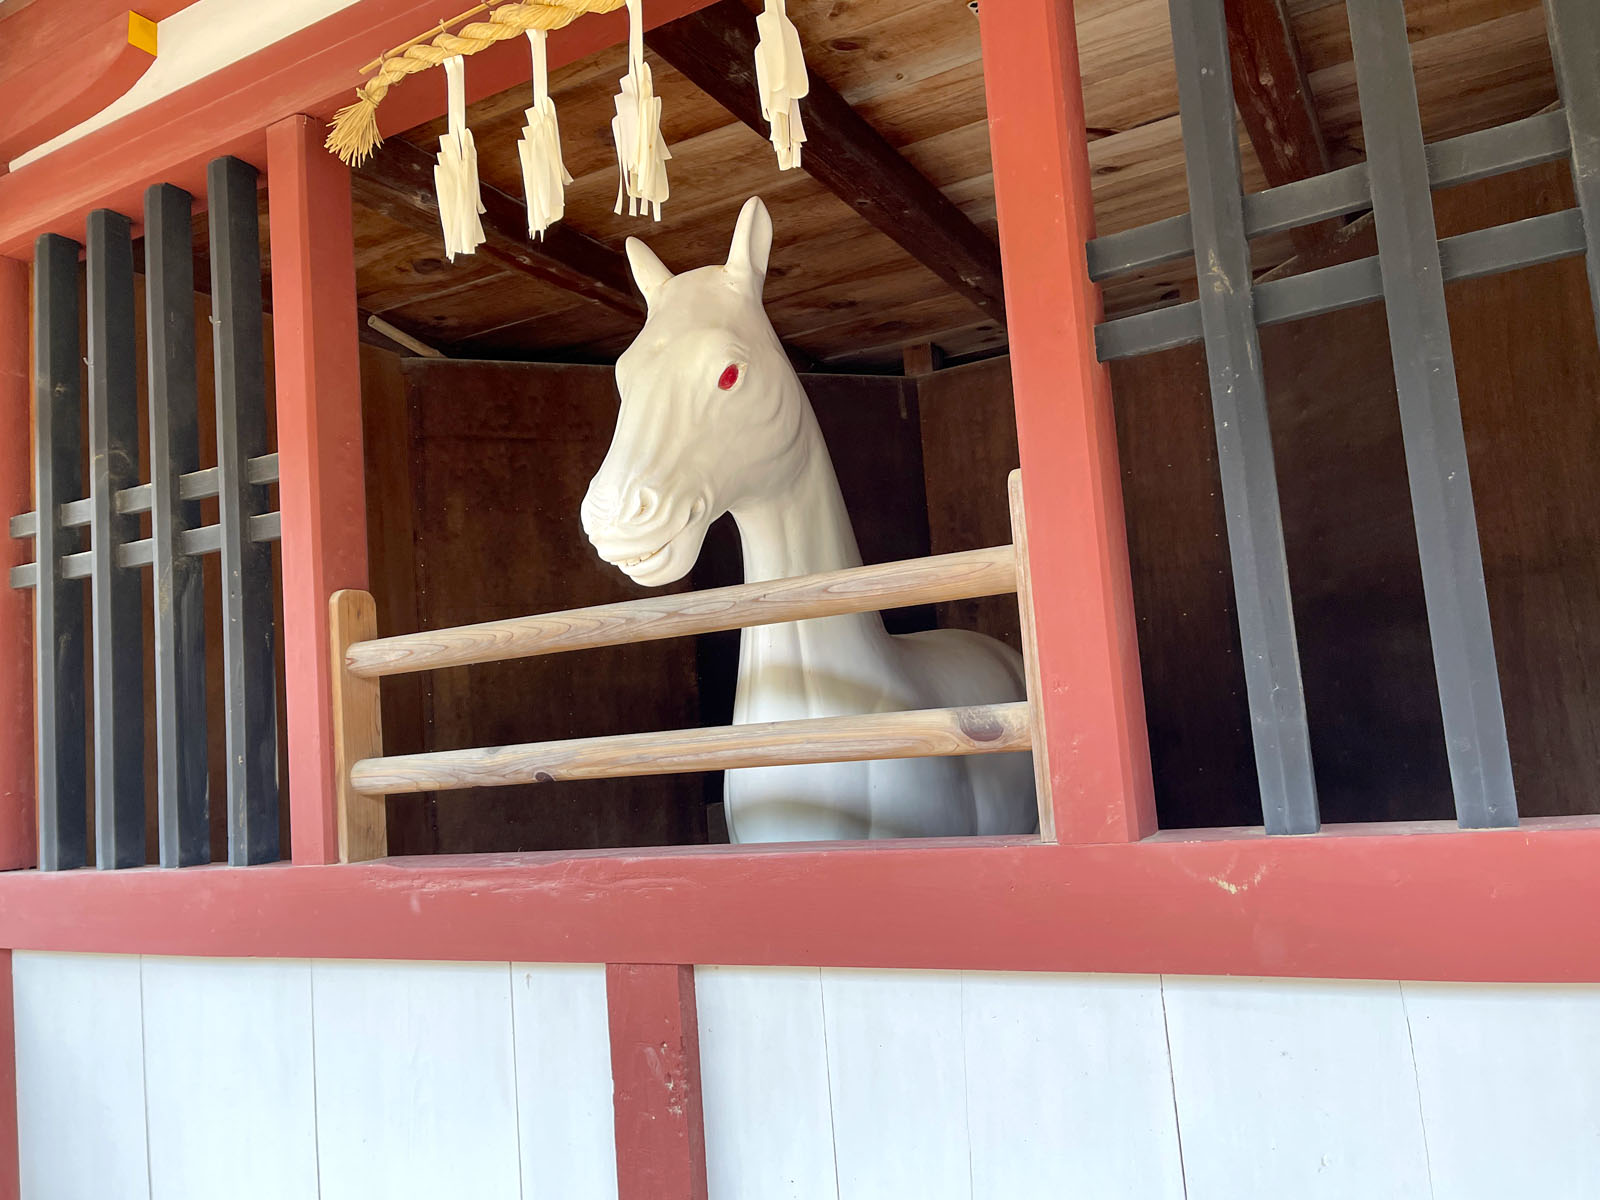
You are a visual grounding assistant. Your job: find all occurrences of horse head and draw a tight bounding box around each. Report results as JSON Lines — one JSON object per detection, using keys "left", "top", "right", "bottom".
{"left": 582, "top": 196, "right": 808, "bottom": 586}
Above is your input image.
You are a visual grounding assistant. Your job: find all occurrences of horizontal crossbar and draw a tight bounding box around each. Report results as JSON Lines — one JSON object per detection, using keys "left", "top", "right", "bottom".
{"left": 345, "top": 545, "right": 1020, "bottom": 679}
{"left": 1095, "top": 208, "right": 1587, "bottom": 360}
{"left": 350, "top": 701, "right": 1034, "bottom": 795}
{"left": 1086, "top": 109, "right": 1572, "bottom": 282}
{"left": 8, "top": 510, "right": 282, "bottom": 589}
{"left": 8, "top": 452, "right": 279, "bottom": 538}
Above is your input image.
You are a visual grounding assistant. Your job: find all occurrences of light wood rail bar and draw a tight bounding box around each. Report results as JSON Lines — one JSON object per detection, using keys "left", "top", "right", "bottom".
{"left": 343, "top": 545, "right": 1019, "bottom": 679}
{"left": 350, "top": 702, "right": 1034, "bottom": 796}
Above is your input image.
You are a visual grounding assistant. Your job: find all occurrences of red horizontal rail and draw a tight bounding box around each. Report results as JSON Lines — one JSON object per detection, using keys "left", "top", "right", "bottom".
{"left": 1, "top": 817, "right": 1597, "bottom": 982}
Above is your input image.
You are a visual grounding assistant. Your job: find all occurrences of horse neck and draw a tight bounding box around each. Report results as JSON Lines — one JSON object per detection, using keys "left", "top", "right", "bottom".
{"left": 728, "top": 389, "right": 896, "bottom": 714}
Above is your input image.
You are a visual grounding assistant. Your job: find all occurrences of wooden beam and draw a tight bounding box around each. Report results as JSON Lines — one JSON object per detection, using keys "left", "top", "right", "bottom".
{"left": 352, "top": 138, "right": 644, "bottom": 319}
{"left": 647, "top": 0, "right": 1006, "bottom": 323}
{"left": 0, "top": 10, "right": 158, "bottom": 167}
{"left": 0, "top": 258, "right": 35, "bottom": 871}
{"left": 1223, "top": 0, "right": 1334, "bottom": 250}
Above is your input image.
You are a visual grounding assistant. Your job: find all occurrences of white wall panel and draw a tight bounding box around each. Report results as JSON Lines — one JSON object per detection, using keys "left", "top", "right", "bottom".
{"left": 511, "top": 963, "right": 618, "bottom": 1200}
{"left": 13, "top": 952, "right": 149, "bottom": 1200}
{"left": 311, "top": 960, "right": 521, "bottom": 1200}
{"left": 1164, "top": 976, "right": 1432, "bottom": 1200}
{"left": 821, "top": 968, "right": 970, "bottom": 1200}
{"left": 1405, "top": 982, "right": 1600, "bottom": 1200}
{"left": 140, "top": 957, "right": 318, "bottom": 1200}
{"left": 696, "top": 966, "right": 839, "bottom": 1200}
{"left": 961, "top": 972, "right": 1186, "bottom": 1200}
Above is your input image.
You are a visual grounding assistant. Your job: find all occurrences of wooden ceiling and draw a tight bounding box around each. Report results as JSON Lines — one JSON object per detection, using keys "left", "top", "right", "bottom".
{"left": 345, "top": 0, "right": 1560, "bottom": 371}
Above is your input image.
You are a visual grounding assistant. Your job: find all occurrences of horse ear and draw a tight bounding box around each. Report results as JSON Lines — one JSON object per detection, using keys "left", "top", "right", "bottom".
{"left": 625, "top": 237, "right": 674, "bottom": 305}
{"left": 725, "top": 196, "right": 773, "bottom": 294}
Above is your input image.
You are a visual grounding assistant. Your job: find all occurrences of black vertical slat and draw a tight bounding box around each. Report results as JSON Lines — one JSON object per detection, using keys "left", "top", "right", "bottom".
{"left": 86, "top": 210, "right": 146, "bottom": 868}
{"left": 1543, "top": 0, "right": 1600, "bottom": 343}
{"left": 1347, "top": 0, "right": 1517, "bottom": 828}
{"left": 145, "top": 184, "right": 210, "bottom": 867}
{"left": 32, "top": 234, "right": 88, "bottom": 871}
{"left": 208, "top": 156, "right": 279, "bottom": 865}
{"left": 1168, "top": 0, "right": 1320, "bottom": 833}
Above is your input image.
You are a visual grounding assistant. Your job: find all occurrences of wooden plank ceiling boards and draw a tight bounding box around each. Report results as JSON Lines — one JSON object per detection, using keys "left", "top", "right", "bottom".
{"left": 328, "top": 0, "right": 1558, "bottom": 369}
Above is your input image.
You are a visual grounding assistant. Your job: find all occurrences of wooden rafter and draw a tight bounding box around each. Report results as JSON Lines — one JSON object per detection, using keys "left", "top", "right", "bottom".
{"left": 1223, "top": 0, "right": 1333, "bottom": 250}
{"left": 646, "top": 0, "right": 1006, "bottom": 324}
{"left": 353, "top": 137, "right": 644, "bottom": 319}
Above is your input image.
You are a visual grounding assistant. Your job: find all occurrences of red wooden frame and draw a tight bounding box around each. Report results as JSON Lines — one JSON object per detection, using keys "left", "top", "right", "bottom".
{"left": 0, "top": 260, "right": 33, "bottom": 875}
{"left": 607, "top": 964, "right": 708, "bottom": 1200}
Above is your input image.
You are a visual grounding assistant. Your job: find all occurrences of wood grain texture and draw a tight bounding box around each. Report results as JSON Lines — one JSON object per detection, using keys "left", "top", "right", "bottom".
{"left": 352, "top": 702, "right": 1032, "bottom": 796}
{"left": 607, "top": 963, "right": 708, "bottom": 1200}
{"left": 14, "top": 951, "right": 149, "bottom": 1200}
{"left": 646, "top": 0, "right": 1005, "bottom": 322}
{"left": 347, "top": 546, "right": 1017, "bottom": 679}
{"left": 1008, "top": 471, "right": 1054, "bottom": 840}
{"left": 330, "top": 591, "right": 386, "bottom": 862}
{"left": 142, "top": 956, "right": 318, "bottom": 1200}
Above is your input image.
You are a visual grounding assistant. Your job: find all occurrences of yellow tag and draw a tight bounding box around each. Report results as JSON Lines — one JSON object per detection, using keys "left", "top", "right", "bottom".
{"left": 128, "top": 12, "right": 159, "bottom": 57}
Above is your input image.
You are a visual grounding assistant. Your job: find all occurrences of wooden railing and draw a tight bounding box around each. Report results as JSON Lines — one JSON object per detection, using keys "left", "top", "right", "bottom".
{"left": 329, "top": 471, "right": 1049, "bottom": 862}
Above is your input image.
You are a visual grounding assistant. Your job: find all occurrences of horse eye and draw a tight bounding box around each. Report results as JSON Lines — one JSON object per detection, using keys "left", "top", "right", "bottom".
{"left": 717, "top": 363, "right": 742, "bottom": 391}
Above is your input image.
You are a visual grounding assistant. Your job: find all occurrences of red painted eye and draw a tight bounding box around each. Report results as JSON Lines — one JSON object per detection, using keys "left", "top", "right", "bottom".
{"left": 717, "top": 363, "right": 742, "bottom": 391}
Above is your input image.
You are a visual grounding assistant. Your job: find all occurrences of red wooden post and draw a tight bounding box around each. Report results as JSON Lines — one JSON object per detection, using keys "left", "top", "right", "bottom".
{"left": 0, "top": 258, "right": 36, "bottom": 872}
{"left": 606, "top": 963, "right": 708, "bottom": 1200}
{"left": 978, "top": 0, "right": 1158, "bottom": 844}
{"left": 266, "top": 115, "right": 369, "bottom": 865}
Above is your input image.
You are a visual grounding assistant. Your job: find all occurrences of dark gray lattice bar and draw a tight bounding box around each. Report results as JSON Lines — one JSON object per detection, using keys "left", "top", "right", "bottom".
{"left": 209, "top": 155, "right": 280, "bottom": 867}
{"left": 10, "top": 157, "right": 285, "bottom": 872}
{"left": 86, "top": 210, "right": 146, "bottom": 868}
{"left": 32, "top": 234, "right": 88, "bottom": 872}
{"left": 1169, "top": 0, "right": 1318, "bottom": 833}
{"left": 145, "top": 183, "right": 211, "bottom": 868}
{"left": 1544, "top": 0, "right": 1600, "bottom": 342}
{"left": 1348, "top": 0, "right": 1517, "bottom": 828}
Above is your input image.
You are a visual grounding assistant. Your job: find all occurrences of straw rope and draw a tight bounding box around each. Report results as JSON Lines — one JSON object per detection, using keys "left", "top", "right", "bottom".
{"left": 327, "top": 0, "right": 627, "bottom": 165}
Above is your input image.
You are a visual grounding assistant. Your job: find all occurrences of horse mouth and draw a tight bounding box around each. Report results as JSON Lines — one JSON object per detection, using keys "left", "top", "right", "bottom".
{"left": 614, "top": 544, "right": 668, "bottom": 570}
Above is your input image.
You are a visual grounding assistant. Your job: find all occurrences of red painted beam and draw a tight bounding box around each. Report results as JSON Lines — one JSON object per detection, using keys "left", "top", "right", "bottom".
{"left": 0, "top": 0, "right": 719, "bottom": 256}
{"left": 978, "top": 0, "right": 1157, "bottom": 843}
{"left": 0, "top": 259, "right": 35, "bottom": 873}
{"left": 0, "top": 1, "right": 193, "bottom": 74}
{"left": 0, "top": 11, "right": 159, "bottom": 168}
{"left": 0, "top": 820, "right": 1598, "bottom": 982}
{"left": 606, "top": 964, "right": 708, "bottom": 1200}
{"left": 267, "top": 116, "right": 368, "bottom": 865}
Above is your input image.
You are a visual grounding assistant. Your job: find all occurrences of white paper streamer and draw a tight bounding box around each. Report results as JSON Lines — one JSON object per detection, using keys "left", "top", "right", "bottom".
{"left": 754, "top": 0, "right": 808, "bottom": 170}
{"left": 611, "top": 0, "right": 672, "bottom": 220}
{"left": 433, "top": 55, "right": 486, "bottom": 260}
{"left": 518, "top": 29, "right": 573, "bottom": 239}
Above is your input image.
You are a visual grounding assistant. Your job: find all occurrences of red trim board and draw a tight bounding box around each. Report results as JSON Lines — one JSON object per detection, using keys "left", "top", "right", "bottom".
{"left": 0, "top": 819, "right": 1597, "bottom": 982}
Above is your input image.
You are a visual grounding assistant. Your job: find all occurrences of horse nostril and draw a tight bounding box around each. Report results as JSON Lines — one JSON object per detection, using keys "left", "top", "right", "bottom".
{"left": 635, "top": 485, "right": 660, "bottom": 520}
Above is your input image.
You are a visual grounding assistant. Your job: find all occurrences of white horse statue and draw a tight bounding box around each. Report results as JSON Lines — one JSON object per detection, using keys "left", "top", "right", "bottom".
{"left": 582, "top": 197, "right": 1036, "bottom": 843}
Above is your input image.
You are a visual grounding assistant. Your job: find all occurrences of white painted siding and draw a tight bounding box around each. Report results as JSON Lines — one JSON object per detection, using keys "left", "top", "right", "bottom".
{"left": 11, "top": 954, "right": 616, "bottom": 1200}
{"left": 14, "top": 954, "right": 1600, "bottom": 1200}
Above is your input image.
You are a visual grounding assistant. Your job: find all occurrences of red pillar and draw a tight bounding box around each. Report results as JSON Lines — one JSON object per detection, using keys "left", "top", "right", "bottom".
{"left": 606, "top": 964, "right": 708, "bottom": 1200}
{"left": 266, "top": 116, "right": 369, "bottom": 865}
{"left": 979, "top": 0, "right": 1158, "bottom": 843}
{"left": 0, "top": 259, "right": 36, "bottom": 872}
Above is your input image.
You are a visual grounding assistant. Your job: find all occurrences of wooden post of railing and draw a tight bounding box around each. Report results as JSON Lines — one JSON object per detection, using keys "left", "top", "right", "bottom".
{"left": 980, "top": 0, "right": 1158, "bottom": 843}
{"left": 0, "top": 258, "right": 34, "bottom": 871}
{"left": 1008, "top": 470, "right": 1054, "bottom": 839}
{"left": 330, "top": 590, "right": 385, "bottom": 862}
